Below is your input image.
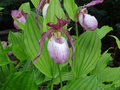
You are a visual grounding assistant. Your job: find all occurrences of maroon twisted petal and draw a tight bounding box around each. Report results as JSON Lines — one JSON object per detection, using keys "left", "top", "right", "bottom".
{"left": 84, "top": 0, "right": 104, "bottom": 8}
{"left": 34, "top": 29, "right": 52, "bottom": 62}
{"left": 36, "top": 0, "right": 45, "bottom": 29}
{"left": 47, "top": 17, "right": 68, "bottom": 29}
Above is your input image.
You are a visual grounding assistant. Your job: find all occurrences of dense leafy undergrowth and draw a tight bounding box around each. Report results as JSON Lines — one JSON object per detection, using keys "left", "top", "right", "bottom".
{"left": 0, "top": 0, "right": 120, "bottom": 90}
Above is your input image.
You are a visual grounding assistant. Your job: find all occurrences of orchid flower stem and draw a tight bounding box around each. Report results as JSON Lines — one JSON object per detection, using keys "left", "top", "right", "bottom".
{"left": 75, "top": 22, "right": 79, "bottom": 38}
{"left": 57, "top": 64, "right": 63, "bottom": 90}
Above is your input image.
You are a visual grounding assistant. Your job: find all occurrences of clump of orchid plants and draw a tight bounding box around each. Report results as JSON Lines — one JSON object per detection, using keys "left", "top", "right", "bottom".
{"left": 34, "top": 17, "right": 75, "bottom": 64}
{"left": 11, "top": 10, "right": 28, "bottom": 29}
{"left": 77, "top": 0, "right": 104, "bottom": 30}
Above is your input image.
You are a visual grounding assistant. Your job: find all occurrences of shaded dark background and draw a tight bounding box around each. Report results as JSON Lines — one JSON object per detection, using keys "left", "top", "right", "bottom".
{"left": 0, "top": 0, "right": 120, "bottom": 66}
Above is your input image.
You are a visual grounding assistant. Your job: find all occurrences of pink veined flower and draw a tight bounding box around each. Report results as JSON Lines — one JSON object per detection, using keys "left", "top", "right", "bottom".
{"left": 78, "top": 0, "right": 104, "bottom": 30}
{"left": 34, "top": 17, "right": 75, "bottom": 64}
{"left": 11, "top": 10, "right": 28, "bottom": 29}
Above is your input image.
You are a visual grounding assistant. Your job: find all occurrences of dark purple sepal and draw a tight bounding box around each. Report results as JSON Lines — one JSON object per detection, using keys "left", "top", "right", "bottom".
{"left": 62, "top": 29, "right": 75, "bottom": 60}
{"left": 47, "top": 17, "right": 68, "bottom": 29}
{"left": 36, "top": 0, "right": 45, "bottom": 28}
{"left": 33, "top": 29, "right": 52, "bottom": 62}
{"left": 84, "top": 0, "right": 104, "bottom": 8}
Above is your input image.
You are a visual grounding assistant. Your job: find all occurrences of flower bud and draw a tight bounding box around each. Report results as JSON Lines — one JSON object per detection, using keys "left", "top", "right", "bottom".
{"left": 47, "top": 36, "right": 69, "bottom": 64}
{"left": 79, "top": 13, "right": 98, "bottom": 30}
{"left": 42, "top": 3, "right": 49, "bottom": 18}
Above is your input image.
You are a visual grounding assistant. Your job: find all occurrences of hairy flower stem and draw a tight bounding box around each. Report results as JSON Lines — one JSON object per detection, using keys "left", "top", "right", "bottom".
{"left": 57, "top": 65, "right": 63, "bottom": 90}
{"left": 75, "top": 22, "right": 79, "bottom": 38}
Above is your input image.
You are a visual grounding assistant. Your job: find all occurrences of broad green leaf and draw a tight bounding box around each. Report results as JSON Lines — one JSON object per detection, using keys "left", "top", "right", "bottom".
{"left": 0, "top": 42, "right": 10, "bottom": 66}
{"left": 97, "top": 67, "right": 120, "bottom": 82}
{"left": 63, "top": 75, "right": 101, "bottom": 90}
{"left": 92, "top": 51, "right": 112, "bottom": 73}
{"left": 110, "top": 35, "right": 120, "bottom": 49}
{"left": 63, "top": 0, "right": 78, "bottom": 21}
{"left": 42, "top": 0, "right": 66, "bottom": 31}
{"left": 31, "top": 0, "right": 39, "bottom": 8}
{"left": 1, "top": 71, "right": 38, "bottom": 90}
{"left": 19, "top": 2, "right": 31, "bottom": 13}
{"left": 24, "top": 12, "right": 58, "bottom": 78}
{"left": 72, "top": 31, "right": 101, "bottom": 77}
{"left": 8, "top": 32, "right": 28, "bottom": 62}
{"left": 97, "top": 26, "right": 113, "bottom": 39}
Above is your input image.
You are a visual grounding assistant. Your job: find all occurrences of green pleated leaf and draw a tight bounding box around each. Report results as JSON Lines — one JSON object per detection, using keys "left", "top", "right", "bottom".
{"left": 97, "top": 67, "right": 120, "bottom": 82}
{"left": 2, "top": 71, "right": 38, "bottom": 90}
{"left": 19, "top": 2, "right": 31, "bottom": 13}
{"left": 96, "top": 26, "right": 113, "bottom": 39}
{"left": 24, "top": 12, "right": 58, "bottom": 78}
{"left": 72, "top": 31, "right": 101, "bottom": 77}
{"left": 92, "top": 51, "right": 112, "bottom": 73}
{"left": 63, "top": 75, "right": 101, "bottom": 90}
{"left": 63, "top": 0, "right": 78, "bottom": 21}
{"left": 31, "top": 0, "right": 39, "bottom": 8}
{"left": 42, "top": 0, "right": 66, "bottom": 31}
{"left": 0, "top": 42, "right": 10, "bottom": 66}
{"left": 8, "top": 32, "right": 28, "bottom": 62}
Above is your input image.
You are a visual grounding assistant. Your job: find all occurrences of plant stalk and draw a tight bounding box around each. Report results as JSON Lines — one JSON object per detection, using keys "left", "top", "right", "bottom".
{"left": 57, "top": 64, "right": 63, "bottom": 90}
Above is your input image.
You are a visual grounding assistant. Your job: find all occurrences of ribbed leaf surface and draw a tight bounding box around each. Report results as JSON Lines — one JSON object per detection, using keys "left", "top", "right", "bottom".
{"left": 72, "top": 31, "right": 101, "bottom": 77}
{"left": 2, "top": 71, "right": 38, "bottom": 90}
{"left": 64, "top": 0, "right": 78, "bottom": 21}
{"left": 63, "top": 75, "right": 101, "bottom": 90}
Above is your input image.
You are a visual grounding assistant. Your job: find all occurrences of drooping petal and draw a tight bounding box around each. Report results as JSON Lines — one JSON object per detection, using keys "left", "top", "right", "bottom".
{"left": 47, "top": 36, "right": 69, "bottom": 64}
{"left": 47, "top": 17, "right": 68, "bottom": 29}
{"left": 62, "top": 29, "right": 75, "bottom": 60}
{"left": 85, "top": 0, "right": 104, "bottom": 8}
{"left": 79, "top": 13, "right": 98, "bottom": 30}
{"left": 36, "top": 0, "right": 45, "bottom": 28}
{"left": 34, "top": 29, "right": 51, "bottom": 62}
{"left": 42, "top": 3, "right": 49, "bottom": 18}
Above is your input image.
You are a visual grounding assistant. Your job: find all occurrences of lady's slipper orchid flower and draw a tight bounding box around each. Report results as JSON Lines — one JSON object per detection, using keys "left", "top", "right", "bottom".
{"left": 34, "top": 17, "right": 75, "bottom": 64}
{"left": 11, "top": 10, "right": 27, "bottom": 29}
{"left": 78, "top": 8, "right": 98, "bottom": 30}
{"left": 78, "top": 0, "right": 104, "bottom": 30}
